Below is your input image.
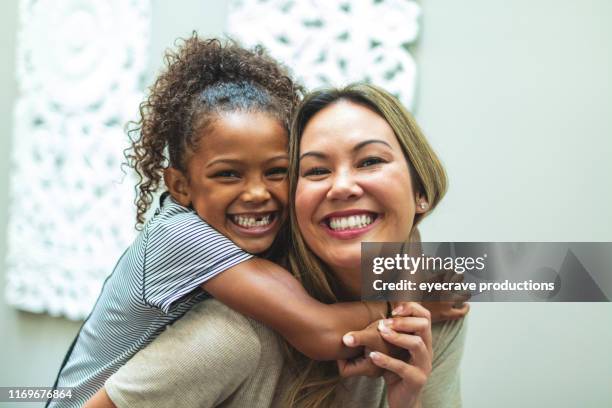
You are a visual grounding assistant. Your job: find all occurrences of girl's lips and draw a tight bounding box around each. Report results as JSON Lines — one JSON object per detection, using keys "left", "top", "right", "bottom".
{"left": 227, "top": 212, "right": 279, "bottom": 237}
{"left": 320, "top": 213, "right": 382, "bottom": 240}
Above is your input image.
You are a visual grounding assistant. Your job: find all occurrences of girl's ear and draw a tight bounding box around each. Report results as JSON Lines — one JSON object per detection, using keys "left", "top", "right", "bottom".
{"left": 415, "top": 192, "right": 429, "bottom": 214}
{"left": 164, "top": 167, "right": 191, "bottom": 207}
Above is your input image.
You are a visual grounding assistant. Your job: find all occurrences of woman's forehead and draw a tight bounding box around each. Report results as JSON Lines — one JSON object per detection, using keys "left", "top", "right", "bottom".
{"left": 300, "top": 100, "right": 398, "bottom": 150}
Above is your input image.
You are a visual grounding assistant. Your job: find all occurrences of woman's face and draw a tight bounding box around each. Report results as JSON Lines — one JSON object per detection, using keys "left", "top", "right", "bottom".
{"left": 295, "top": 100, "right": 425, "bottom": 276}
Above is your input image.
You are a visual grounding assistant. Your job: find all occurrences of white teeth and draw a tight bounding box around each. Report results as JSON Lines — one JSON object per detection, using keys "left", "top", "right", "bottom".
{"left": 328, "top": 214, "right": 374, "bottom": 231}
{"left": 232, "top": 214, "right": 273, "bottom": 228}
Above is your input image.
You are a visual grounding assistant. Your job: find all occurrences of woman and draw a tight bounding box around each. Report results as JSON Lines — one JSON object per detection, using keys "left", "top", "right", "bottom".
{"left": 87, "top": 84, "right": 465, "bottom": 408}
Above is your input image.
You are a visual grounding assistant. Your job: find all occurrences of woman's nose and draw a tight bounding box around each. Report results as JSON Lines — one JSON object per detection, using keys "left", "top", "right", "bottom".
{"left": 241, "top": 180, "right": 271, "bottom": 203}
{"left": 326, "top": 170, "right": 363, "bottom": 201}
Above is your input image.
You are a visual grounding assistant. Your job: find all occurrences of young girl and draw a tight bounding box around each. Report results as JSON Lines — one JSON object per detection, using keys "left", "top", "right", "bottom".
{"left": 48, "top": 35, "right": 467, "bottom": 407}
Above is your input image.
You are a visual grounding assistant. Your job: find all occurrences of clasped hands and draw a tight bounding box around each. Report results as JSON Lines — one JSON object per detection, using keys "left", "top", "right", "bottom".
{"left": 337, "top": 301, "right": 468, "bottom": 408}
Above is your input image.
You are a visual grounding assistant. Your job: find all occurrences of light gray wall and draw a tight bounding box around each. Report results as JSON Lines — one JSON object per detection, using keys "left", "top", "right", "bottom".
{"left": 416, "top": 1, "right": 612, "bottom": 406}
{"left": 1, "top": 1, "right": 610, "bottom": 407}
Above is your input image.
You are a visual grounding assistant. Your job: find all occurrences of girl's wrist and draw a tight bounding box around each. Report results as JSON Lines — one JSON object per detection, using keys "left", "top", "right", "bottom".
{"left": 362, "top": 301, "right": 388, "bottom": 321}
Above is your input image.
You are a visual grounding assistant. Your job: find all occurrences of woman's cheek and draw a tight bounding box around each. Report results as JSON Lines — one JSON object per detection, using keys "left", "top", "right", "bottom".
{"left": 295, "top": 181, "right": 324, "bottom": 241}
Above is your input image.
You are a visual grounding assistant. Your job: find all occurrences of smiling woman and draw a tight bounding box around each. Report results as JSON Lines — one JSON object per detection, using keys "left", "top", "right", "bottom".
{"left": 285, "top": 83, "right": 462, "bottom": 408}
{"left": 296, "top": 101, "right": 424, "bottom": 277}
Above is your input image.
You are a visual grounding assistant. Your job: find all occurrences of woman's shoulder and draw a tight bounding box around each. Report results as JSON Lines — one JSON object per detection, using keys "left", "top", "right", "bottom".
{"left": 166, "top": 299, "right": 265, "bottom": 358}
{"left": 105, "top": 299, "right": 279, "bottom": 407}
{"left": 421, "top": 317, "right": 468, "bottom": 408}
{"left": 431, "top": 315, "right": 467, "bottom": 363}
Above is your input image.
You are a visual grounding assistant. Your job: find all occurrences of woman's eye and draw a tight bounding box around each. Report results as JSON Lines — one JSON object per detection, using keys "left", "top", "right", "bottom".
{"left": 213, "top": 170, "right": 240, "bottom": 178}
{"left": 266, "top": 167, "right": 288, "bottom": 179}
{"left": 303, "top": 167, "right": 330, "bottom": 177}
{"left": 358, "top": 157, "right": 386, "bottom": 168}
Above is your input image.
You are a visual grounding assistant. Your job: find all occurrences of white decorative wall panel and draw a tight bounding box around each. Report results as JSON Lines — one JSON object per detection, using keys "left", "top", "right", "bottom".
{"left": 228, "top": 0, "right": 421, "bottom": 108}
{"left": 6, "top": 0, "right": 151, "bottom": 320}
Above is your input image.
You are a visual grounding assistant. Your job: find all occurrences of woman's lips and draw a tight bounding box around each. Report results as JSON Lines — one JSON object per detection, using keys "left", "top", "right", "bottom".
{"left": 227, "top": 211, "right": 279, "bottom": 237}
{"left": 320, "top": 211, "right": 381, "bottom": 240}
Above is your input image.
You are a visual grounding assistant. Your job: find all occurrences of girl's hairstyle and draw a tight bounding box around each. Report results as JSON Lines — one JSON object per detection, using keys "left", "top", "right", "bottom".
{"left": 126, "top": 33, "right": 303, "bottom": 229}
{"left": 284, "top": 83, "right": 447, "bottom": 408}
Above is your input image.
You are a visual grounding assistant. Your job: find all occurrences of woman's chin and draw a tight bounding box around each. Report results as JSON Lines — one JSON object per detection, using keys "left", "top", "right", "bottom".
{"left": 326, "top": 254, "right": 361, "bottom": 273}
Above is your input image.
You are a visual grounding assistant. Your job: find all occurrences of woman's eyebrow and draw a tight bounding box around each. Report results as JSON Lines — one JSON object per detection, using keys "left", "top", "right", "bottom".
{"left": 353, "top": 139, "right": 392, "bottom": 152}
{"left": 299, "top": 151, "right": 326, "bottom": 161}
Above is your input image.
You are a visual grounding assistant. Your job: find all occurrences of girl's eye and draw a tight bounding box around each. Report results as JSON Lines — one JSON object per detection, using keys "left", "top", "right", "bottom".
{"left": 303, "top": 167, "right": 330, "bottom": 177}
{"left": 358, "top": 157, "right": 386, "bottom": 168}
{"left": 213, "top": 170, "right": 240, "bottom": 178}
{"left": 266, "top": 167, "right": 288, "bottom": 179}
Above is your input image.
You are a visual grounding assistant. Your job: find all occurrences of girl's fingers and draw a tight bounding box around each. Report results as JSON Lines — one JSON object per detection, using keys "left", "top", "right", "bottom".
{"left": 445, "top": 302, "right": 470, "bottom": 319}
{"left": 377, "top": 328, "right": 431, "bottom": 373}
{"left": 369, "top": 351, "right": 428, "bottom": 388}
{"left": 343, "top": 325, "right": 380, "bottom": 348}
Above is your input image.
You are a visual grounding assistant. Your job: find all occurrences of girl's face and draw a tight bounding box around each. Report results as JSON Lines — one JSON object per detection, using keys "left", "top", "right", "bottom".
{"left": 295, "top": 101, "right": 425, "bottom": 277}
{"left": 181, "top": 111, "right": 288, "bottom": 254}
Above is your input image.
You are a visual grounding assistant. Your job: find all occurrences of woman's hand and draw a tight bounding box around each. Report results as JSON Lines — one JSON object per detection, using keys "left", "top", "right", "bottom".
{"left": 339, "top": 302, "right": 433, "bottom": 408}
{"left": 376, "top": 302, "right": 432, "bottom": 408}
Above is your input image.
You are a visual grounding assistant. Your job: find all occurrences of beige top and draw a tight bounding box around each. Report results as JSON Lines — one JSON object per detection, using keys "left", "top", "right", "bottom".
{"left": 106, "top": 299, "right": 466, "bottom": 407}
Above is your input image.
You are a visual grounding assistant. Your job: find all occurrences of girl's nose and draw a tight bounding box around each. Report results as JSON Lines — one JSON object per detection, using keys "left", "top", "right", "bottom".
{"left": 326, "top": 170, "right": 363, "bottom": 201}
{"left": 242, "top": 181, "right": 272, "bottom": 203}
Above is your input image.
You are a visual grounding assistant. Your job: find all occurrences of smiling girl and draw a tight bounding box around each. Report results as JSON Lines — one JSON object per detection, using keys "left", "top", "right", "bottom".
{"left": 47, "top": 36, "right": 409, "bottom": 407}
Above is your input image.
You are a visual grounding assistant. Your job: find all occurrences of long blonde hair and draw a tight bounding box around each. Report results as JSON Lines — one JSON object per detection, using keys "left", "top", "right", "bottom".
{"left": 283, "top": 83, "right": 447, "bottom": 407}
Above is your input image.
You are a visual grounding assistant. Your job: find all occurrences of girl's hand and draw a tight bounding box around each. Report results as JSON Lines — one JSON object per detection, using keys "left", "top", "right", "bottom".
{"left": 373, "top": 302, "right": 433, "bottom": 408}
{"left": 337, "top": 321, "right": 394, "bottom": 378}
{"left": 422, "top": 301, "right": 469, "bottom": 323}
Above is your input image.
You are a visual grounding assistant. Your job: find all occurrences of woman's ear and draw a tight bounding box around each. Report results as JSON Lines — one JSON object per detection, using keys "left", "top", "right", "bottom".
{"left": 415, "top": 192, "right": 429, "bottom": 214}
{"left": 164, "top": 167, "right": 191, "bottom": 207}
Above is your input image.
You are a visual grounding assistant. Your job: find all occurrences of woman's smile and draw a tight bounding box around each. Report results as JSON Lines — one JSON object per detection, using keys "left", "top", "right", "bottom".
{"left": 320, "top": 209, "right": 382, "bottom": 240}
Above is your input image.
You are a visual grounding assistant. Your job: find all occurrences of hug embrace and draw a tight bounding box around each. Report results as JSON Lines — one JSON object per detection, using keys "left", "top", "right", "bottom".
{"left": 48, "top": 34, "right": 467, "bottom": 408}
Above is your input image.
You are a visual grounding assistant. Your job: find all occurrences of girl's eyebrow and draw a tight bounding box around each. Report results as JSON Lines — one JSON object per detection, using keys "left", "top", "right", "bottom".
{"left": 264, "top": 154, "right": 290, "bottom": 164}
{"left": 206, "top": 158, "right": 242, "bottom": 168}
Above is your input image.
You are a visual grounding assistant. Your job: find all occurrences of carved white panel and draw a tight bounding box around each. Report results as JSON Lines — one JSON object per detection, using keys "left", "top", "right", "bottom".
{"left": 228, "top": 0, "right": 421, "bottom": 108}
{"left": 6, "top": 0, "right": 151, "bottom": 320}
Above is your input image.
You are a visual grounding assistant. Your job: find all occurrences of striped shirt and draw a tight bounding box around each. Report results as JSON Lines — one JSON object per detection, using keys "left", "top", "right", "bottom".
{"left": 47, "top": 193, "right": 253, "bottom": 407}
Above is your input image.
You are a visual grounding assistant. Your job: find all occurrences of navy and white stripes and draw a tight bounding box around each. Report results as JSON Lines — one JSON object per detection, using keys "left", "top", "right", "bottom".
{"left": 47, "top": 193, "right": 253, "bottom": 407}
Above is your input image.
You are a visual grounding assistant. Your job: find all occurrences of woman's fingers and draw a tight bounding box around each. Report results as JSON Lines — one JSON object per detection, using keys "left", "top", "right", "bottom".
{"left": 369, "top": 351, "right": 428, "bottom": 388}
{"left": 391, "top": 301, "right": 431, "bottom": 320}
{"left": 337, "top": 356, "right": 384, "bottom": 378}
{"left": 381, "top": 316, "right": 429, "bottom": 335}
{"left": 380, "top": 316, "right": 432, "bottom": 356}
{"left": 377, "top": 327, "right": 431, "bottom": 373}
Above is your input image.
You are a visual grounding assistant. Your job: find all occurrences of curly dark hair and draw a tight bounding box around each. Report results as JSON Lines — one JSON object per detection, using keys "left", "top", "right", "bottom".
{"left": 125, "top": 33, "right": 304, "bottom": 229}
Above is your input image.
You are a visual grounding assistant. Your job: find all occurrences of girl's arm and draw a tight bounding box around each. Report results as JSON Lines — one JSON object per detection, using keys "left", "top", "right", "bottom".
{"left": 84, "top": 389, "right": 115, "bottom": 408}
{"left": 202, "top": 257, "right": 386, "bottom": 360}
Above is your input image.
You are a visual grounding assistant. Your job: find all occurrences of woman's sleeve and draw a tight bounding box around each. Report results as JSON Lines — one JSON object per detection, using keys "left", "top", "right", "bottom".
{"left": 105, "top": 300, "right": 261, "bottom": 408}
{"left": 421, "top": 317, "right": 468, "bottom": 408}
{"left": 143, "top": 213, "right": 253, "bottom": 313}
